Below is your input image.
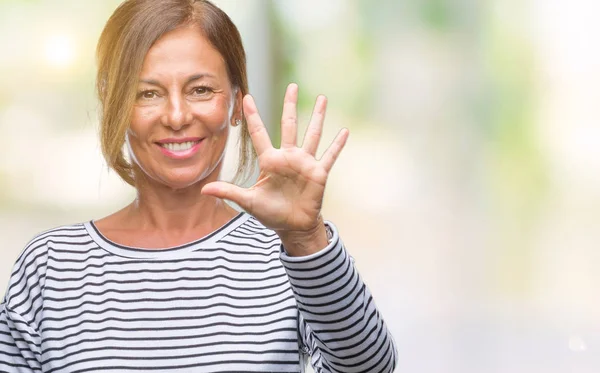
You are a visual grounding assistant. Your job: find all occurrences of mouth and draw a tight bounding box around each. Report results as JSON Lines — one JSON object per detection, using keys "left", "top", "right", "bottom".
{"left": 159, "top": 140, "right": 201, "bottom": 152}
{"left": 156, "top": 138, "right": 204, "bottom": 159}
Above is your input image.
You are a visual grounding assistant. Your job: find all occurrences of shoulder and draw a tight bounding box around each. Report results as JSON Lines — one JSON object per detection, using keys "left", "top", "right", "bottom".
{"left": 5, "top": 223, "right": 89, "bottom": 298}
{"left": 220, "top": 214, "right": 281, "bottom": 249}
{"left": 14, "top": 223, "right": 89, "bottom": 267}
{"left": 234, "top": 214, "right": 278, "bottom": 237}
{"left": 242, "top": 215, "right": 271, "bottom": 231}
{"left": 2, "top": 223, "right": 86, "bottom": 322}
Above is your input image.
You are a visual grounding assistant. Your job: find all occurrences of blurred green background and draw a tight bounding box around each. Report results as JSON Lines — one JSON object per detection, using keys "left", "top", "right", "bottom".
{"left": 1, "top": 0, "right": 600, "bottom": 372}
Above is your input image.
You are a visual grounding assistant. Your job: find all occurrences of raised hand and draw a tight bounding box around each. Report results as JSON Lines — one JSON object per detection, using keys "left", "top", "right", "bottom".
{"left": 201, "top": 83, "right": 348, "bottom": 254}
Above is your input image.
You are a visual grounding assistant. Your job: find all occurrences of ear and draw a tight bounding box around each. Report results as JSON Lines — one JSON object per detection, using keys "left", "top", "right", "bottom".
{"left": 231, "top": 88, "right": 243, "bottom": 126}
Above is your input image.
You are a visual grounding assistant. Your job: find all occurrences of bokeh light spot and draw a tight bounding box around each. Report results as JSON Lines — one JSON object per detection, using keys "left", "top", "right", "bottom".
{"left": 44, "top": 34, "right": 75, "bottom": 68}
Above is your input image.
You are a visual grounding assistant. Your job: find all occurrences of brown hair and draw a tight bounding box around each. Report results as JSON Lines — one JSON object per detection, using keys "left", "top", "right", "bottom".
{"left": 96, "top": 0, "right": 255, "bottom": 186}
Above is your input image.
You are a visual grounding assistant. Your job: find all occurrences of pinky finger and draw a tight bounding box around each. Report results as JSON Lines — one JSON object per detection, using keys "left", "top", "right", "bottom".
{"left": 320, "top": 128, "right": 349, "bottom": 173}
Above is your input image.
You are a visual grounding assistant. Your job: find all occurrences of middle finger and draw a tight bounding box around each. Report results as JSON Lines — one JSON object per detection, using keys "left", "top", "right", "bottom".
{"left": 280, "top": 83, "right": 298, "bottom": 149}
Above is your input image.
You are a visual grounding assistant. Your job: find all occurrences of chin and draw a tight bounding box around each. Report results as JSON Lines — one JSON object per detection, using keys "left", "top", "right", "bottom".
{"left": 132, "top": 158, "right": 222, "bottom": 191}
{"left": 161, "top": 179, "right": 199, "bottom": 191}
{"left": 156, "top": 174, "right": 206, "bottom": 191}
{"left": 156, "top": 166, "right": 219, "bottom": 191}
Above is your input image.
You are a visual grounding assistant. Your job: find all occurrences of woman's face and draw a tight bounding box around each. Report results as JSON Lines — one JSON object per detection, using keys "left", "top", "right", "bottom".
{"left": 128, "top": 25, "right": 240, "bottom": 190}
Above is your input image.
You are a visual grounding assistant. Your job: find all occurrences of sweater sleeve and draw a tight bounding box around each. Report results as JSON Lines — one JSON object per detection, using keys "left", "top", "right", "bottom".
{"left": 0, "top": 301, "right": 42, "bottom": 372}
{"left": 279, "top": 222, "right": 398, "bottom": 373}
{"left": 1, "top": 234, "right": 48, "bottom": 373}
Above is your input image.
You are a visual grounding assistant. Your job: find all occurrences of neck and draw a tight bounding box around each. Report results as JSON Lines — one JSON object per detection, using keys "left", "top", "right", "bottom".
{"left": 125, "top": 169, "right": 238, "bottom": 234}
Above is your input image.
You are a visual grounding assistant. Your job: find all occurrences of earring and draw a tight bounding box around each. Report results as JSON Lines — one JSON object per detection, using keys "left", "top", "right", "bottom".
{"left": 235, "top": 119, "right": 242, "bottom": 126}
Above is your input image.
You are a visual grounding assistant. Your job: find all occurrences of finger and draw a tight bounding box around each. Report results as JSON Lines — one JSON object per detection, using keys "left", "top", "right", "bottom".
{"left": 243, "top": 94, "right": 273, "bottom": 156}
{"left": 201, "top": 181, "right": 253, "bottom": 211}
{"left": 320, "top": 128, "right": 349, "bottom": 173}
{"left": 280, "top": 83, "right": 298, "bottom": 149}
{"left": 301, "top": 95, "right": 327, "bottom": 156}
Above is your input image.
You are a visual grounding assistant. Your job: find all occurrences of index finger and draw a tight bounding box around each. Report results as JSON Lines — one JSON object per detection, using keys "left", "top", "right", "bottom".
{"left": 243, "top": 94, "right": 273, "bottom": 156}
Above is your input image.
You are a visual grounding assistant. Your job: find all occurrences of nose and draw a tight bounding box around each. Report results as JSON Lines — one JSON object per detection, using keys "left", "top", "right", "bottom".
{"left": 161, "top": 95, "right": 192, "bottom": 131}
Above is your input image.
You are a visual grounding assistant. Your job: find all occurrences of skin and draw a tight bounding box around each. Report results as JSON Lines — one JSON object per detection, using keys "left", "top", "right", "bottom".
{"left": 95, "top": 25, "right": 349, "bottom": 256}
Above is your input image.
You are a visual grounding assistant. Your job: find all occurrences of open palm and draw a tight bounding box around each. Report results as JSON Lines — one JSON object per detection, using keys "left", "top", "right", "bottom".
{"left": 201, "top": 83, "right": 349, "bottom": 233}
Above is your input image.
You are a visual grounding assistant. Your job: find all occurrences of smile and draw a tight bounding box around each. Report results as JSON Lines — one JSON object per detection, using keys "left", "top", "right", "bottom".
{"left": 160, "top": 141, "right": 200, "bottom": 152}
{"left": 157, "top": 138, "right": 204, "bottom": 159}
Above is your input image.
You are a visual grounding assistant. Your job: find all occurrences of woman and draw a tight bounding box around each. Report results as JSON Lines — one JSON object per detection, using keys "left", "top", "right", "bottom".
{"left": 0, "top": 0, "right": 397, "bottom": 372}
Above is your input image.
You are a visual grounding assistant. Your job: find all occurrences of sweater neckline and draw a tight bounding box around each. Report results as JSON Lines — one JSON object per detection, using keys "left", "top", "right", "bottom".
{"left": 83, "top": 211, "right": 250, "bottom": 259}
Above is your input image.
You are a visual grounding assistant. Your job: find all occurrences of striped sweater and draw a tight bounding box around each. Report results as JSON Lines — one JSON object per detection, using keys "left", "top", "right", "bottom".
{"left": 1, "top": 212, "right": 397, "bottom": 372}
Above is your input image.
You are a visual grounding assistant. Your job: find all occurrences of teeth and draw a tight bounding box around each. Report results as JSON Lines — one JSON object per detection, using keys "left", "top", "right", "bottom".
{"left": 161, "top": 141, "right": 198, "bottom": 152}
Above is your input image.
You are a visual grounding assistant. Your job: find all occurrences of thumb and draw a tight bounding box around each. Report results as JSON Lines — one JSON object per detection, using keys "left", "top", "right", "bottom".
{"left": 201, "top": 181, "right": 252, "bottom": 210}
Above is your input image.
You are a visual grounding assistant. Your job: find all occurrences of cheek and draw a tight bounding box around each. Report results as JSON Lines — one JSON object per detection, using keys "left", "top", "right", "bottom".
{"left": 192, "top": 96, "right": 231, "bottom": 130}
{"left": 130, "top": 107, "right": 160, "bottom": 136}
{"left": 209, "top": 126, "right": 229, "bottom": 146}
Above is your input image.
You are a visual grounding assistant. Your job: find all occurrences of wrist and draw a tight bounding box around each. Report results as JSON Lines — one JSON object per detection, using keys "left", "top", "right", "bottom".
{"left": 276, "top": 216, "right": 330, "bottom": 257}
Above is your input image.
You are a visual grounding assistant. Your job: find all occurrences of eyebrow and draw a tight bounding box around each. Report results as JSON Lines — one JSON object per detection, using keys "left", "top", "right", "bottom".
{"left": 139, "top": 73, "right": 216, "bottom": 87}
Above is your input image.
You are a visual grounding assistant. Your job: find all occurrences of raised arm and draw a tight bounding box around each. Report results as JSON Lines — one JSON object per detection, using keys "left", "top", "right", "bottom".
{"left": 280, "top": 223, "right": 397, "bottom": 372}
{"left": 202, "top": 83, "right": 397, "bottom": 372}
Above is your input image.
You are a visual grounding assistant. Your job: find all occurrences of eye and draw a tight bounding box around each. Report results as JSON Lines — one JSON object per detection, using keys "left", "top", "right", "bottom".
{"left": 191, "top": 86, "right": 214, "bottom": 97}
{"left": 137, "top": 90, "right": 158, "bottom": 100}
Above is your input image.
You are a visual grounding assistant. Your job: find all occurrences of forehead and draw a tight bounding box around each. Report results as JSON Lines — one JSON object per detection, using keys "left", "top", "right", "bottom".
{"left": 140, "top": 25, "right": 227, "bottom": 81}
